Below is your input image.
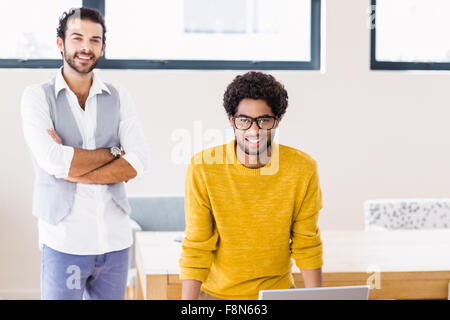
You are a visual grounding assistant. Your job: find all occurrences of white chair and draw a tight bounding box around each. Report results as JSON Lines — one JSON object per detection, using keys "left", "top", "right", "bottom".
{"left": 364, "top": 198, "right": 450, "bottom": 231}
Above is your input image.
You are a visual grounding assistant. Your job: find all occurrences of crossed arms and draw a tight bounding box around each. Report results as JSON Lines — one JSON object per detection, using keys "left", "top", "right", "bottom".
{"left": 48, "top": 129, "right": 137, "bottom": 184}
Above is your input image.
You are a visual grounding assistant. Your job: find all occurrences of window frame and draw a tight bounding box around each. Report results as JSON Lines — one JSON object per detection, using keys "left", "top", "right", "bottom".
{"left": 370, "top": 0, "right": 450, "bottom": 71}
{"left": 0, "top": 0, "right": 321, "bottom": 70}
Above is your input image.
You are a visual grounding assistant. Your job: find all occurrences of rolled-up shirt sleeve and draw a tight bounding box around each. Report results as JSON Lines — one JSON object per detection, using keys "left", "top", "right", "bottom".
{"left": 179, "top": 159, "right": 218, "bottom": 282}
{"left": 290, "top": 162, "right": 324, "bottom": 270}
{"left": 21, "top": 85, "right": 74, "bottom": 178}
{"left": 117, "top": 85, "right": 150, "bottom": 179}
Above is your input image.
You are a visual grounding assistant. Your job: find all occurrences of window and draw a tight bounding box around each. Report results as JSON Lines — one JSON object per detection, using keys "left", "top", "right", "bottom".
{"left": 371, "top": 0, "right": 450, "bottom": 70}
{"left": 0, "top": 0, "right": 82, "bottom": 65}
{"left": 0, "top": 0, "right": 321, "bottom": 70}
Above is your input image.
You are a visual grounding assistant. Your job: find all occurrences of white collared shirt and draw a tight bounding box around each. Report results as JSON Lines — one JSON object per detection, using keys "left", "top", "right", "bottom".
{"left": 21, "top": 68, "right": 150, "bottom": 255}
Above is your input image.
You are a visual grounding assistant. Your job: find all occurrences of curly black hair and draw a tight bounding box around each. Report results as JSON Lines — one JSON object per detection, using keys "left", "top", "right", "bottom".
{"left": 57, "top": 7, "right": 106, "bottom": 44}
{"left": 223, "top": 71, "right": 288, "bottom": 119}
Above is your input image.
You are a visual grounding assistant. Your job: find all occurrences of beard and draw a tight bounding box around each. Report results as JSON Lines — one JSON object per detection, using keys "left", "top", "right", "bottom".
{"left": 236, "top": 131, "right": 273, "bottom": 156}
{"left": 237, "top": 139, "right": 271, "bottom": 156}
{"left": 64, "top": 50, "right": 99, "bottom": 74}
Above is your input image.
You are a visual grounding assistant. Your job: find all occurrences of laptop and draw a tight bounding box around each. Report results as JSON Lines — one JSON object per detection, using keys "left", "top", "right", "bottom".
{"left": 258, "top": 285, "right": 370, "bottom": 300}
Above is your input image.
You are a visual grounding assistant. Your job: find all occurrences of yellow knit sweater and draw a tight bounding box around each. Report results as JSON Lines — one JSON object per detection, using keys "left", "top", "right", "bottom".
{"left": 179, "top": 140, "right": 323, "bottom": 300}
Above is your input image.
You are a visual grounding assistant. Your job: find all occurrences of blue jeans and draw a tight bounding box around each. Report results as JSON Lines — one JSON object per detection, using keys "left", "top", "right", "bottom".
{"left": 41, "top": 244, "right": 130, "bottom": 300}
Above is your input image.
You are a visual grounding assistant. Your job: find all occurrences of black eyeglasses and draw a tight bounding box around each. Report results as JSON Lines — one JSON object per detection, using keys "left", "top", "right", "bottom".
{"left": 232, "top": 115, "right": 278, "bottom": 130}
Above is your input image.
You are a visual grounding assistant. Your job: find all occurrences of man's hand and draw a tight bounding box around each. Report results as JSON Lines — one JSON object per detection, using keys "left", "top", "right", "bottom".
{"left": 65, "top": 175, "right": 79, "bottom": 183}
{"left": 300, "top": 268, "right": 322, "bottom": 288}
{"left": 47, "top": 128, "right": 62, "bottom": 145}
{"left": 182, "top": 280, "right": 202, "bottom": 300}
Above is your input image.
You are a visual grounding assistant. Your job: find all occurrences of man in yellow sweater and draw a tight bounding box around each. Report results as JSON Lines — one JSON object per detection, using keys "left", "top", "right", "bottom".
{"left": 179, "top": 71, "right": 323, "bottom": 300}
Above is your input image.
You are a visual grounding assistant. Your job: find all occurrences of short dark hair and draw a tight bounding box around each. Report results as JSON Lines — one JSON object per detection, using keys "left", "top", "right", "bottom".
{"left": 57, "top": 7, "right": 106, "bottom": 44}
{"left": 223, "top": 71, "right": 289, "bottom": 119}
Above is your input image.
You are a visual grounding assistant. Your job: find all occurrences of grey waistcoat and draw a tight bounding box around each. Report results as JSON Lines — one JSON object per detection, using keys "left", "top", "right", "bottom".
{"left": 31, "top": 77, "right": 131, "bottom": 225}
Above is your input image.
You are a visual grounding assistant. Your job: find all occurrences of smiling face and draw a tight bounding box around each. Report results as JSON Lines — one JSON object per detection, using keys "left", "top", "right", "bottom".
{"left": 57, "top": 18, "right": 105, "bottom": 74}
{"left": 230, "top": 98, "right": 279, "bottom": 156}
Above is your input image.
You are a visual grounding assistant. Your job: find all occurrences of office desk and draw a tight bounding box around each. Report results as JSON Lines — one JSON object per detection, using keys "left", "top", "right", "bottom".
{"left": 135, "top": 230, "right": 450, "bottom": 300}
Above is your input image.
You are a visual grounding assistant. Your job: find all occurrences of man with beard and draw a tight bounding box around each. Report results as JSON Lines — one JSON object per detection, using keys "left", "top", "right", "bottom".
{"left": 179, "top": 72, "right": 323, "bottom": 300}
{"left": 21, "top": 8, "right": 149, "bottom": 299}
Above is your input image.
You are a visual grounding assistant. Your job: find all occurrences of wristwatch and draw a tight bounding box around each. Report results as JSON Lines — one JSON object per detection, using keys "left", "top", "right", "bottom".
{"left": 110, "top": 146, "right": 122, "bottom": 158}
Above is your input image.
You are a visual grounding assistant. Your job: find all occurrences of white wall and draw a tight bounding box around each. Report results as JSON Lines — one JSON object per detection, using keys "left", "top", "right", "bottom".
{"left": 1, "top": 0, "right": 449, "bottom": 298}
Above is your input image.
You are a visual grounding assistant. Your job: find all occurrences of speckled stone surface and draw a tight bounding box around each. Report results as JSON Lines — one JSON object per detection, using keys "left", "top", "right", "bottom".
{"left": 364, "top": 199, "right": 450, "bottom": 230}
